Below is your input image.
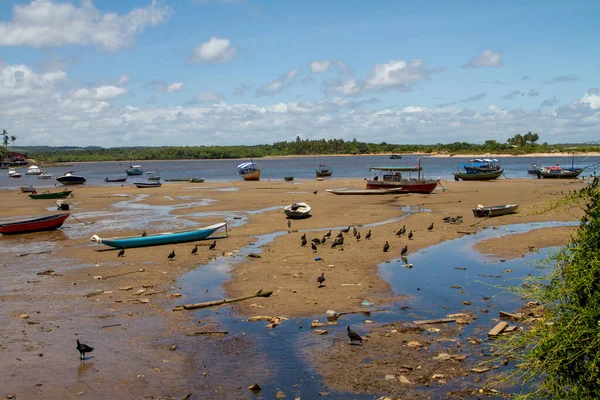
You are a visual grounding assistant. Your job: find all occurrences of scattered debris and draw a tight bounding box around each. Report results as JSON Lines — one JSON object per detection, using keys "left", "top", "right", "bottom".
{"left": 248, "top": 383, "right": 261, "bottom": 391}
{"left": 412, "top": 318, "right": 456, "bottom": 325}
{"left": 36, "top": 269, "right": 54, "bottom": 276}
{"left": 488, "top": 321, "right": 508, "bottom": 337}
{"left": 174, "top": 289, "right": 273, "bottom": 311}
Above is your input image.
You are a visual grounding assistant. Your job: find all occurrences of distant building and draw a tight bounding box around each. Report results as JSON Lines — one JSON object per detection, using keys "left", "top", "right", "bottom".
{"left": 1, "top": 151, "right": 28, "bottom": 167}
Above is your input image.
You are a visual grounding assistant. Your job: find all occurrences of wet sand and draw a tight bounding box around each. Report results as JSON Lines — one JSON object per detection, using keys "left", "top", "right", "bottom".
{"left": 0, "top": 177, "right": 587, "bottom": 399}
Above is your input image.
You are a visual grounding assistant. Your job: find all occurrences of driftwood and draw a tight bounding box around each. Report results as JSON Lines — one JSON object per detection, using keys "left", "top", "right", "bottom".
{"left": 102, "top": 268, "right": 146, "bottom": 280}
{"left": 102, "top": 323, "right": 122, "bottom": 329}
{"left": 189, "top": 331, "right": 229, "bottom": 336}
{"left": 412, "top": 318, "right": 456, "bottom": 325}
{"left": 18, "top": 250, "right": 52, "bottom": 257}
{"left": 488, "top": 321, "right": 509, "bottom": 337}
{"left": 173, "top": 289, "right": 273, "bottom": 311}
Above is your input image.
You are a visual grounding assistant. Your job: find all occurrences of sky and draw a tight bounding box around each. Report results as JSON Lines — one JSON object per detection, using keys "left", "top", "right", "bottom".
{"left": 0, "top": 0, "right": 599, "bottom": 147}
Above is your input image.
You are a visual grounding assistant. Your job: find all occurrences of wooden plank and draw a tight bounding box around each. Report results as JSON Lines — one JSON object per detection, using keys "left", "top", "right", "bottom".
{"left": 488, "top": 321, "right": 508, "bottom": 337}
{"left": 412, "top": 318, "right": 456, "bottom": 325}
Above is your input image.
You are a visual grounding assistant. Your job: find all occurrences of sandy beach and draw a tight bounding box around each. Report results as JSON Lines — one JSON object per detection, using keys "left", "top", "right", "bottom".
{"left": 0, "top": 177, "right": 586, "bottom": 399}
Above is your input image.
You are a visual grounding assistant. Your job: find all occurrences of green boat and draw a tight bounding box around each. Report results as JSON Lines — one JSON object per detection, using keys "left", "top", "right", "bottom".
{"left": 29, "top": 190, "right": 73, "bottom": 199}
{"left": 453, "top": 169, "right": 504, "bottom": 181}
{"left": 90, "top": 221, "right": 227, "bottom": 249}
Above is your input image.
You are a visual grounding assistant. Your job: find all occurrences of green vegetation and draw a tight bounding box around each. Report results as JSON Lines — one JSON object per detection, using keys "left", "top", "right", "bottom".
{"left": 495, "top": 175, "right": 600, "bottom": 398}
{"left": 12, "top": 135, "right": 600, "bottom": 163}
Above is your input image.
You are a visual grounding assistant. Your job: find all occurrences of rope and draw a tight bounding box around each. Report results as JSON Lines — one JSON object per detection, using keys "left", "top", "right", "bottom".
{"left": 70, "top": 215, "right": 94, "bottom": 225}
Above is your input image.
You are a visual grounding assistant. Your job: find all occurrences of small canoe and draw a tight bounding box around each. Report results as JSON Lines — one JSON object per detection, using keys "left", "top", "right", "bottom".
{"left": 189, "top": 177, "right": 205, "bottom": 183}
{"left": 473, "top": 204, "right": 519, "bottom": 218}
{"left": 164, "top": 178, "right": 189, "bottom": 182}
{"left": 453, "top": 169, "right": 504, "bottom": 181}
{"left": 284, "top": 176, "right": 294, "bottom": 181}
{"left": 29, "top": 190, "right": 73, "bottom": 199}
{"left": 284, "top": 202, "right": 311, "bottom": 219}
{"left": 105, "top": 177, "right": 127, "bottom": 182}
{"left": 328, "top": 188, "right": 407, "bottom": 195}
{"left": 0, "top": 213, "right": 70, "bottom": 235}
{"left": 134, "top": 182, "right": 162, "bottom": 188}
{"left": 90, "top": 221, "right": 228, "bottom": 249}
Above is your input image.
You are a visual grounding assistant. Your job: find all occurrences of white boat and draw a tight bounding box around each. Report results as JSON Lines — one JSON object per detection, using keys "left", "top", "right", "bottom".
{"left": 146, "top": 171, "right": 161, "bottom": 181}
{"left": 38, "top": 172, "right": 53, "bottom": 179}
{"left": 284, "top": 202, "right": 311, "bottom": 219}
{"left": 25, "top": 165, "right": 43, "bottom": 175}
{"left": 8, "top": 168, "right": 21, "bottom": 178}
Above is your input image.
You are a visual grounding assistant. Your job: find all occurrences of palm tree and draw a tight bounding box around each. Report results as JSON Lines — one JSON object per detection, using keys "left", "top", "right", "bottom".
{"left": 10, "top": 135, "right": 16, "bottom": 147}
{"left": 2, "top": 129, "right": 8, "bottom": 149}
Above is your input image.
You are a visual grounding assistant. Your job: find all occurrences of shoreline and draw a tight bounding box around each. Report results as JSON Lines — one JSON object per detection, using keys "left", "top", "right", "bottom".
{"left": 0, "top": 178, "right": 586, "bottom": 398}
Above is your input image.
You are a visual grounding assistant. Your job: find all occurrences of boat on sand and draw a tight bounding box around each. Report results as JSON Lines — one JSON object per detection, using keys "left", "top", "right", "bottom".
{"left": 472, "top": 204, "right": 518, "bottom": 218}
{"left": 0, "top": 213, "right": 70, "bottom": 235}
{"left": 90, "top": 221, "right": 228, "bottom": 249}
{"left": 284, "top": 202, "right": 311, "bottom": 219}
{"left": 29, "top": 190, "right": 73, "bottom": 199}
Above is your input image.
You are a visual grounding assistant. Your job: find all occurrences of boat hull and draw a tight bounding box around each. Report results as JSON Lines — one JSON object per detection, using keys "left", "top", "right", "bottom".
{"left": 90, "top": 222, "right": 227, "bottom": 249}
{"left": 453, "top": 169, "right": 504, "bottom": 181}
{"left": 29, "top": 190, "right": 73, "bottom": 199}
{"left": 240, "top": 170, "right": 261, "bottom": 181}
{"left": 365, "top": 179, "right": 438, "bottom": 194}
{"left": 134, "top": 182, "right": 162, "bottom": 188}
{"left": 284, "top": 203, "right": 311, "bottom": 219}
{"left": 56, "top": 176, "right": 86, "bottom": 185}
{"left": 537, "top": 169, "right": 584, "bottom": 179}
{"left": 473, "top": 204, "right": 518, "bottom": 218}
{"left": 105, "top": 177, "right": 127, "bottom": 182}
{"left": 0, "top": 213, "right": 70, "bottom": 235}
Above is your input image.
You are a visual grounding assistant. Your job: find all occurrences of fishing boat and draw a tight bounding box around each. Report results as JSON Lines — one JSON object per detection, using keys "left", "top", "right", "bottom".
{"left": 473, "top": 204, "right": 519, "bottom": 218}
{"left": 25, "top": 165, "right": 43, "bottom": 175}
{"left": 90, "top": 221, "right": 228, "bottom": 249}
{"left": 238, "top": 161, "right": 261, "bottom": 181}
{"left": 327, "top": 188, "right": 407, "bottom": 195}
{"left": 316, "top": 164, "right": 332, "bottom": 177}
{"left": 536, "top": 165, "right": 585, "bottom": 179}
{"left": 20, "top": 185, "right": 36, "bottom": 193}
{"left": 453, "top": 169, "right": 504, "bottom": 181}
{"left": 527, "top": 164, "right": 541, "bottom": 174}
{"left": 56, "top": 171, "right": 86, "bottom": 185}
{"left": 125, "top": 164, "right": 143, "bottom": 176}
{"left": 0, "top": 213, "right": 70, "bottom": 235}
{"left": 461, "top": 158, "right": 501, "bottom": 173}
{"left": 189, "top": 177, "right": 205, "bottom": 183}
{"left": 146, "top": 171, "right": 161, "bottom": 181}
{"left": 29, "top": 190, "right": 73, "bottom": 199}
{"left": 164, "top": 178, "right": 190, "bottom": 182}
{"left": 365, "top": 158, "right": 438, "bottom": 194}
{"left": 38, "top": 172, "right": 53, "bottom": 179}
{"left": 134, "top": 181, "right": 162, "bottom": 188}
{"left": 389, "top": 154, "right": 402, "bottom": 159}
{"left": 284, "top": 176, "right": 294, "bottom": 181}
{"left": 284, "top": 202, "right": 311, "bottom": 219}
{"left": 8, "top": 168, "right": 21, "bottom": 178}
{"left": 104, "top": 177, "right": 127, "bottom": 182}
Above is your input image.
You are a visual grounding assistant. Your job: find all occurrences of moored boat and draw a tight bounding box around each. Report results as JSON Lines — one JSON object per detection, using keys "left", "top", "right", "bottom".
{"left": 104, "top": 177, "right": 127, "bottom": 182}
{"left": 536, "top": 165, "right": 584, "bottom": 179}
{"left": 284, "top": 202, "right": 311, "bottom": 219}
{"left": 328, "top": 188, "right": 407, "bottom": 195}
{"left": 56, "top": 171, "right": 86, "bottom": 185}
{"left": 126, "top": 165, "right": 144, "bottom": 175}
{"left": 20, "top": 185, "right": 36, "bottom": 193}
{"left": 25, "top": 165, "right": 43, "bottom": 175}
{"left": 8, "top": 168, "right": 21, "bottom": 178}
{"left": 0, "top": 213, "right": 70, "bottom": 235}
{"left": 473, "top": 204, "right": 519, "bottom": 218}
{"left": 316, "top": 164, "right": 332, "bottom": 177}
{"left": 146, "top": 171, "right": 161, "bottom": 181}
{"left": 189, "top": 177, "right": 205, "bottom": 183}
{"left": 365, "top": 158, "right": 438, "bottom": 194}
{"left": 134, "top": 181, "right": 162, "bottom": 188}
{"left": 283, "top": 176, "right": 294, "bottom": 181}
{"left": 453, "top": 169, "right": 504, "bottom": 181}
{"left": 38, "top": 171, "right": 53, "bottom": 179}
{"left": 90, "top": 221, "right": 228, "bottom": 249}
{"left": 238, "top": 161, "right": 261, "bottom": 181}
{"left": 389, "top": 154, "right": 402, "bottom": 159}
{"left": 29, "top": 190, "right": 73, "bottom": 199}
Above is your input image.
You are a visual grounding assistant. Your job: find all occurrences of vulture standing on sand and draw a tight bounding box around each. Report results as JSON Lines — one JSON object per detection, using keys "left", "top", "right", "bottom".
{"left": 168, "top": 250, "right": 176, "bottom": 260}
{"left": 209, "top": 240, "right": 217, "bottom": 250}
{"left": 400, "top": 245, "right": 408, "bottom": 256}
{"left": 191, "top": 245, "right": 198, "bottom": 255}
{"left": 365, "top": 230, "right": 371, "bottom": 240}
{"left": 383, "top": 241, "right": 390, "bottom": 252}
{"left": 301, "top": 236, "right": 307, "bottom": 247}
{"left": 311, "top": 242, "right": 317, "bottom": 253}
{"left": 347, "top": 326, "right": 363, "bottom": 344}
{"left": 427, "top": 223, "right": 434, "bottom": 232}
{"left": 408, "top": 230, "right": 413, "bottom": 240}
{"left": 117, "top": 248, "right": 125, "bottom": 257}
{"left": 76, "top": 339, "right": 94, "bottom": 360}
{"left": 317, "top": 272, "right": 325, "bottom": 287}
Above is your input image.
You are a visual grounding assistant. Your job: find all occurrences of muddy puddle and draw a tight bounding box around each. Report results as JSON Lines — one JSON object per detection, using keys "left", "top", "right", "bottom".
{"left": 174, "top": 220, "right": 576, "bottom": 398}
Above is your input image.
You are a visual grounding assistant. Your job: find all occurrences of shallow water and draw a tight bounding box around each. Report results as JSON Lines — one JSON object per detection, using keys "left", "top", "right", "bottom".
{"left": 175, "top": 220, "right": 577, "bottom": 398}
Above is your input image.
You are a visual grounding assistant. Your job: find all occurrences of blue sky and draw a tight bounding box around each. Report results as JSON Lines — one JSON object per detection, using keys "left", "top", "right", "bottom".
{"left": 0, "top": 0, "right": 598, "bottom": 147}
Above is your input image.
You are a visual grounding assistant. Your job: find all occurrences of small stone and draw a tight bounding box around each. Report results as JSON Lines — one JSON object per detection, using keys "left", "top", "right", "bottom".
{"left": 384, "top": 374, "right": 396, "bottom": 381}
{"left": 248, "top": 383, "right": 261, "bottom": 391}
{"left": 397, "top": 375, "right": 411, "bottom": 384}
{"left": 407, "top": 341, "right": 423, "bottom": 347}
{"left": 314, "top": 329, "right": 328, "bottom": 335}
{"left": 93, "top": 276, "right": 103, "bottom": 280}
{"left": 20, "top": 314, "right": 29, "bottom": 319}
{"left": 119, "top": 286, "right": 133, "bottom": 291}
{"left": 170, "top": 345, "right": 177, "bottom": 351}
{"left": 276, "top": 391, "right": 286, "bottom": 398}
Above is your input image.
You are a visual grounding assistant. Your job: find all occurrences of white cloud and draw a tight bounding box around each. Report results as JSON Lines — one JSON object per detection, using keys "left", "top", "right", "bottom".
{"left": 0, "top": 64, "right": 66, "bottom": 99}
{"left": 310, "top": 61, "right": 331, "bottom": 73}
{"left": 118, "top": 75, "right": 131, "bottom": 85}
{"left": 463, "top": 50, "right": 503, "bottom": 68}
{"left": 256, "top": 68, "right": 299, "bottom": 96}
{"left": 0, "top": 0, "right": 173, "bottom": 52}
{"left": 582, "top": 93, "right": 600, "bottom": 109}
{"left": 69, "top": 85, "right": 128, "bottom": 101}
{"left": 189, "top": 36, "right": 237, "bottom": 64}
{"left": 153, "top": 81, "right": 184, "bottom": 93}
{"left": 323, "top": 79, "right": 364, "bottom": 97}
{"left": 541, "top": 96, "right": 559, "bottom": 107}
{"left": 366, "top": 59, "right": 434, "bottom": 89}
{"left": 191, "top": 90, "right": 223, "bottom": 103}
{"left": 233, "top": 83, "right": 251, "bottom": 96}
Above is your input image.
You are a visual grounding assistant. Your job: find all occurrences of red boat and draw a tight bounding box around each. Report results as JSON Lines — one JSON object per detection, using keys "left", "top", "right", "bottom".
{"left": 364, "top": 159, "right": 439, "bottom": 194}
{"left": 0, "top": 213, "right": 70, "bottom": 235}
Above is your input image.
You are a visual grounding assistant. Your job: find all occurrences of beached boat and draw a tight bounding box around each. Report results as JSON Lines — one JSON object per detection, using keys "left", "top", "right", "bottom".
{"left": 453, "top": 169, "right": 504, "bottom": 181}
{"left": 389, "top": 154, "right": 402, "bottom": 159}
{"left": 238, "top": 161, "right": 261, "bottom": 181}
{"left": 20, "top": 185, "right": 36, "bottom": 193}
{"left": 473, "top": 204, "right": 519, "bottom": 218}
{"left": 461, "top": 158, "right": 501, "bottom": 173}
{"left": 56, "top": 171, "right": 86, "bottom": 185}
{"left": 146, "top": 171, "right": 161, "bottom": 181}
{"left": 104, "top": 177, "right": 127, "bottom": 182}
{"left": 0, "top": 213, "right": 70, "bottom": 235}
{"left": 189, "top": 177, "right": 205, "bottom": 183}
{"left": 8, "top": 168, "right": 21, "bottom": 178}
{"left": 164, "top": 178, "right": 189, "bottom": 182}
{"left": 365, "top": 158, "right": 439, "bottom": 194}
{"left": 126, "top": 165, "right": 143, "bottom": 176}
{"left": 536, "top": 165, "right": 585, "bottom": 179}
{"left": 316, "top": 164, "right": 332, "bottom": 177}
{"left": 38, "top": 171, "right": 53, "bottom": 179}
{"left": 284, "top": 176, "right": 294, "bottom": 181}
{"left": 29, "top": 190, "right": 73, "bottom": 199}
{"left": 527, "top": 164, "right": 541, "bottom": 174}
{"left": 134, "top": 181, "right": 162, "bottom": 188}
{"left": 25, "top": 165, "right": 43, "bottom": 175}
{"left": 90, "top": 221, "right": 228, "bottom": 249}
{"left": 284, "top": 202, "right": 311, "bottom": 219}
{"left": 328, "top": 188, "right": 407, "bottom": 195}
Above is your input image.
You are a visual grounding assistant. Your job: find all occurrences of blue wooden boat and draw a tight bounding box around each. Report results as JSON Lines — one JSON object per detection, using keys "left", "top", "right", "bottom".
{"left": 90, "top": 222, "right": 227, "bottom": 249}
